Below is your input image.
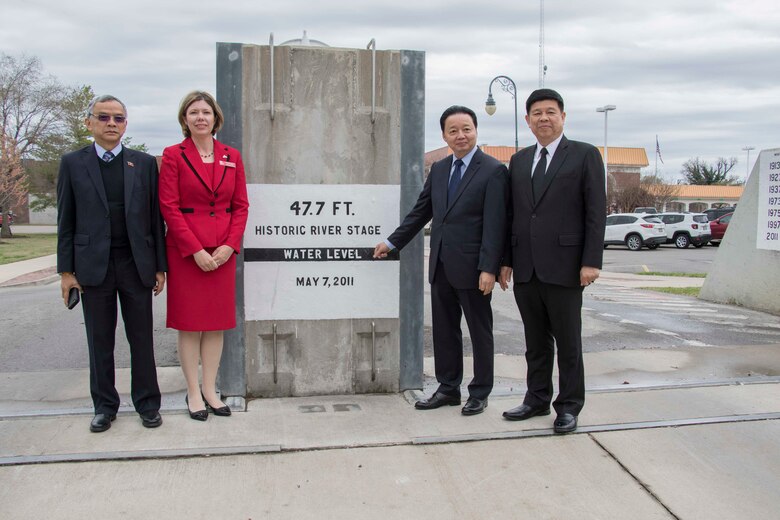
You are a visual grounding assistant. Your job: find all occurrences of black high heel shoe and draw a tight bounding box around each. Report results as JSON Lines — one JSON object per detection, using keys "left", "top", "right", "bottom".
{"left": 203, "top": 393, "right": 231, "bottom": 417}
{"left": 185, "top": 394, "right": 208, "bottom": 421}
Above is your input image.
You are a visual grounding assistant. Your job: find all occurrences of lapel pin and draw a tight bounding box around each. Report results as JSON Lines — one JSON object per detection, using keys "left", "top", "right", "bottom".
{"left": 127, "top": 161, "right": 134, "bottom": 167}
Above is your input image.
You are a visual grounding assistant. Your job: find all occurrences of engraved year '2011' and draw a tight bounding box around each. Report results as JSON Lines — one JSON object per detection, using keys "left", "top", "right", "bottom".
{"left": 296, "top": 276, "right": 355, "bottom": 288}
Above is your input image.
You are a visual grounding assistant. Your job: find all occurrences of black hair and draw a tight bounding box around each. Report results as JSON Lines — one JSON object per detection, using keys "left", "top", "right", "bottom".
{"left": 525, "top": 89, "right": 564, "bottom": 114}
{"left": 439, "top": 105, "right": 477, "bottom": 130}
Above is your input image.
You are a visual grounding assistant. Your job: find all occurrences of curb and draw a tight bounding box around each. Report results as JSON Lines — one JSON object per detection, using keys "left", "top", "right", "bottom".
{"left": 0, "top": 269, "right": 59, "bottom": 288}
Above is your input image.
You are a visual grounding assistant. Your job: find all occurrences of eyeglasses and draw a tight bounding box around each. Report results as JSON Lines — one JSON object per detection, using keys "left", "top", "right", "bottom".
{"left": 90, "top": 113, "right": 126, "bottom": 124}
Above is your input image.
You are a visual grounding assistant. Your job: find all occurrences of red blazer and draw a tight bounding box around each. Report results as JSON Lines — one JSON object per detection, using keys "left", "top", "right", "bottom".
{"left": 159, "top": 137, "right": 249, "bottom": 257}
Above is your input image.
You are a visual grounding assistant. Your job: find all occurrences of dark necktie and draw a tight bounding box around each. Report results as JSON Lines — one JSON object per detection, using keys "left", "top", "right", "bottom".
{"left": 532, "top": 147, "right": 548, "bottom": 204}
{"left": 102, "top": 151, "right": 115, "bottom": 163}
{"left": 448, "top": 159, "right": 464, "bottom": 205}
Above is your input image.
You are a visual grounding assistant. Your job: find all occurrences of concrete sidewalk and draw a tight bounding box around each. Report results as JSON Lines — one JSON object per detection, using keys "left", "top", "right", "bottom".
{"left": 0, "top": 253, "right": 57, "bottom": 286}
{"left": 1, "top": 344, "right": 778, "bottom": 519}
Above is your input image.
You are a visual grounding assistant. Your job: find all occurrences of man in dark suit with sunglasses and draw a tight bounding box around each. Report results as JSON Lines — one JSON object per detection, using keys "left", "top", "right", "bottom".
{"left": 57, "top": 95, "right": 167, "bottom": 432}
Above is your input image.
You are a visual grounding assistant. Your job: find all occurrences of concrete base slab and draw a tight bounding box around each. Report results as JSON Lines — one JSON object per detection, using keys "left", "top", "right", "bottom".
{"left": 1, "top": 436, "right": 671, "bottom": 520}
{"left": 1, "top": 365, "right": 778, "bottom": 519}
{"left": 593, "top": 421, "right": 780, "bottom": 519}
{"left": 2, "top": 382, "right": 778, "bottom": 462}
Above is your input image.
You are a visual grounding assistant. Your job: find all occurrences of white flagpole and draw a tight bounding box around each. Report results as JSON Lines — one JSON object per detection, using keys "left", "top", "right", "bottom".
{"left": 655, "top": 135, "right": 658, "bottom": 176}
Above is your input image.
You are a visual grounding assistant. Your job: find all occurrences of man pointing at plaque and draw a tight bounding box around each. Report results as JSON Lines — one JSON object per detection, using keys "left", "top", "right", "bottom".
{"left": 374, "top": 105, "right": 508, "bottom": 416}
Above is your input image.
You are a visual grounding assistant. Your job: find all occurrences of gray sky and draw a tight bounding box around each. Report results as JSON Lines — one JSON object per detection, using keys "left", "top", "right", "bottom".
{"left": 1, "top": 0, "right": 777, "bottom": 181}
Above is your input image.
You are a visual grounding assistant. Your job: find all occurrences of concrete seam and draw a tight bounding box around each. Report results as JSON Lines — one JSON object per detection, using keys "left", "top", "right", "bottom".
{"left": 0, "top": 444, "right": 281, "bottom": 467}
{"left": 588, "top": 434, "right": 682, "bottom": 520}
{"left": 4, "top": 413, "right": 776, "bottom": 467}
{"left": 410, "top": 412, "right": 780, "bottom": 444}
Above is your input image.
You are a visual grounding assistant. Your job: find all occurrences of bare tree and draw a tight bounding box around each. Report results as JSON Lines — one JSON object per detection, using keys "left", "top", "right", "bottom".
{"left": 681, "top": 157, "right": 741, "bottom": 185}
{"left": 614, "top": 185, "right": 654, "bottom": 213}
{"left": 0, "top": 54, "right": 65, "bottom": 157}
{"left": 0, "top": 53, "right": 65, "bottom": 231}
{"left": 0, "top": 131, "right": 26, "bottom": 238}
{"left": 641, "top": 174, "right": 680, "bottom": 212}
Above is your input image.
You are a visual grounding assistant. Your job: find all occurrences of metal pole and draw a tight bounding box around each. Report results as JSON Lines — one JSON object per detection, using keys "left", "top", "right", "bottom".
{"left": 604, "top": 110, "right": 609, "bottom": 193}
{"left": 513, "top": 89, "right": 518, "bottom": 152}
{"left": 742, "top": 146, "right": 755, "bottom": 181}
{"left": 596, "top": 105, "right": 616, "bottom": 196}
{"left": 366, "top": 38, "right": 376, "bottom": 124}
{"left": 269, "top": 33, "right": 275, "bottom": 121}
{"left": 654, "top": 134, "right": 658, "bottom": 176}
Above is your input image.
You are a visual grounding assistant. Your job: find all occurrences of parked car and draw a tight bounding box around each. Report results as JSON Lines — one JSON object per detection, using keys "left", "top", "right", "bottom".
{"left": 604, "top": 213, "right": 667, "bottom": 251}
{"left": 633, "top": 207, "right": 657, "bottom": 214}
{"left": 708, "top": 212, "right": 733, "bottom": 246}
{"left": 704, "top": 206, "right": 735, "bottom": 222}
{"left": 656, "top": 212, "right": 711, "bottom": 248}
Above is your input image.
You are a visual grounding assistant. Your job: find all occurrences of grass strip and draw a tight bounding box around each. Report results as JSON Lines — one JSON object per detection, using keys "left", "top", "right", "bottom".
{"left": 0, "top": 234, "right": 57, "bottom": 265}
{"left": 637, "top": 271, "right": 706, "bottom": 278}
{"left": 641, "top": 287, "right": 701, "bottom": 297}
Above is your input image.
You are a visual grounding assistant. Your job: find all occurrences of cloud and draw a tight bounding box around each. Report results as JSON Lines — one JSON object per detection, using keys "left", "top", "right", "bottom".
{"left": 2, "top": 0, "right": 779, "bottom": 178}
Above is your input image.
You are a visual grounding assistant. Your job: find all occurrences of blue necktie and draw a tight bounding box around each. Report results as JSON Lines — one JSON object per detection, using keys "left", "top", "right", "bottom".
{"left": 102, "top": 151, "right": 115, "bottom": 163}
{"left": 448, "top": 159, "right": 464, "bottom": 205}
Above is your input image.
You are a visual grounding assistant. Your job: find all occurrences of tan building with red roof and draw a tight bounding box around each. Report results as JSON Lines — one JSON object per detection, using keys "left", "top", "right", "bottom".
{"left": 650, "top": 184, "right": 743, "bottom": 212}
{"left": 424, "top": 145, "right": 743, "bottom": 212}
{"left": 425, "top": 145, "right": 648, "bottom": 192}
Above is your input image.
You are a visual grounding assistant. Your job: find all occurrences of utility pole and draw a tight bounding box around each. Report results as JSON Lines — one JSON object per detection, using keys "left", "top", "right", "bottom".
{"left": 539, "top": 0, "right": 546, "bottom": 87}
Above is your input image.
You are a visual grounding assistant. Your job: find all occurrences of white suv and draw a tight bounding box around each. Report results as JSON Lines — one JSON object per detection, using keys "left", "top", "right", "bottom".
{"left": 656, "top": 213, "right": 711, "bottom": 248}
{"left": 604, "top": 213, "right": 667, "bottom": 251}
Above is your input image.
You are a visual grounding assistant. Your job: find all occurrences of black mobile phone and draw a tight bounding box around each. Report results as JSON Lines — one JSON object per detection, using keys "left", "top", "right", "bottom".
{"left": 67, "top": 287, "right": 80, "bottom": 310}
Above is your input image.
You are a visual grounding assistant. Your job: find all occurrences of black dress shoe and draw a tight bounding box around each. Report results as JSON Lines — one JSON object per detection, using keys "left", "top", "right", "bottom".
{"left": 414, "top": 392, "right": 461, "bottom": 410}
{"left": 89, "top": 413, "right": 116, "bottom": 433}
{"left": 185, "top": 395, "right": 208, "bottom": 421}
{"left": 140, "top": 410, "right": 163, "bottom": 428}
{"left": 553, "top": 413, "right": 578, "bottom": 434}
{"left": 461, "top": 397, "right": 488, "bottom": 416}
{"left": 203, "top": 393, "right": 231, "bottom": 417}
{"left": 502, "top": 403, "right": 551, "bottom": 421}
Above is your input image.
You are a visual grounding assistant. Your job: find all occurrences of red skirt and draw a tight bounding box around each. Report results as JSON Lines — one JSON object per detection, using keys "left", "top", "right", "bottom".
{"left": 165, "top": 244, "right": 237, "bottom": 331}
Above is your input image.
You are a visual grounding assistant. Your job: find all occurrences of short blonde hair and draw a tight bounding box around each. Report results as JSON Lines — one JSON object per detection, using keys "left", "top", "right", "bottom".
{"left": 177, "top": 91, "right": 224, "bottom": 138}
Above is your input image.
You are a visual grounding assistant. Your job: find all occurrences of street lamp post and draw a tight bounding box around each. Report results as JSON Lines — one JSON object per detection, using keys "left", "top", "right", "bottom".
{"left": 485, "top": 75, "right": 519, "bottom": 152}
{"left": 742, "top": 146, "right": 755, "bottom": 182}
{"left": 596, "top": 105, "right": 616, "bottom": 196}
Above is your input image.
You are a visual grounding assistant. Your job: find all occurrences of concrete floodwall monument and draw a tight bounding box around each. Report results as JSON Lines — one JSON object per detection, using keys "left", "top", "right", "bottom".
{"left": 215, "top": 39, "right": 425, "bottom": 400}
{"left": 700, "top": 147, "right": 780, "bottom": 315}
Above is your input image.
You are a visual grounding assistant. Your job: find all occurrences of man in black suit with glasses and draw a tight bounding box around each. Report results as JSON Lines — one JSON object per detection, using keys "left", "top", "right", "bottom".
{"left": 57, "top": 95, "right": 167, "bottom": 432}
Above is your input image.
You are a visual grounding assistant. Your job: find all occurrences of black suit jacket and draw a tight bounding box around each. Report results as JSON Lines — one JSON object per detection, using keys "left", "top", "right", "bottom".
{"left": 505, "top": 135, "right": 606, "bottom": 287}
{"left": 57, "top": 145, "right": 167, "bottom": 287}
{"left": 389, "top": 148, "right": 508, "bottom": 289}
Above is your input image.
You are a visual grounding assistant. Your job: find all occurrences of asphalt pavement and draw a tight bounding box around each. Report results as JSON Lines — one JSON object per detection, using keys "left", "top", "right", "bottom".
{"left": 1, "top": 228, "right": 778, "bottom": 519}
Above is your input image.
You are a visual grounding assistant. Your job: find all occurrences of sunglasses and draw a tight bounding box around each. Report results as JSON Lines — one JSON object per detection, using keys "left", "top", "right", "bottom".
{"left": 90, "top": 113, "right": 126, "bottom": 124}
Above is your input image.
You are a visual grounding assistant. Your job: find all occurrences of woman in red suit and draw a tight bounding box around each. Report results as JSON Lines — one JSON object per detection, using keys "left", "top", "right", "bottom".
{"left": 159, "top": 91, "right": 249, "bottom": 421}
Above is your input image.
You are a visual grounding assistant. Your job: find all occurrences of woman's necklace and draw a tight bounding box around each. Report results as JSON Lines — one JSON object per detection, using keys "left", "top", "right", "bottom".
{"left": 199, "top": 151, "right": 214, "bottom": 159}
